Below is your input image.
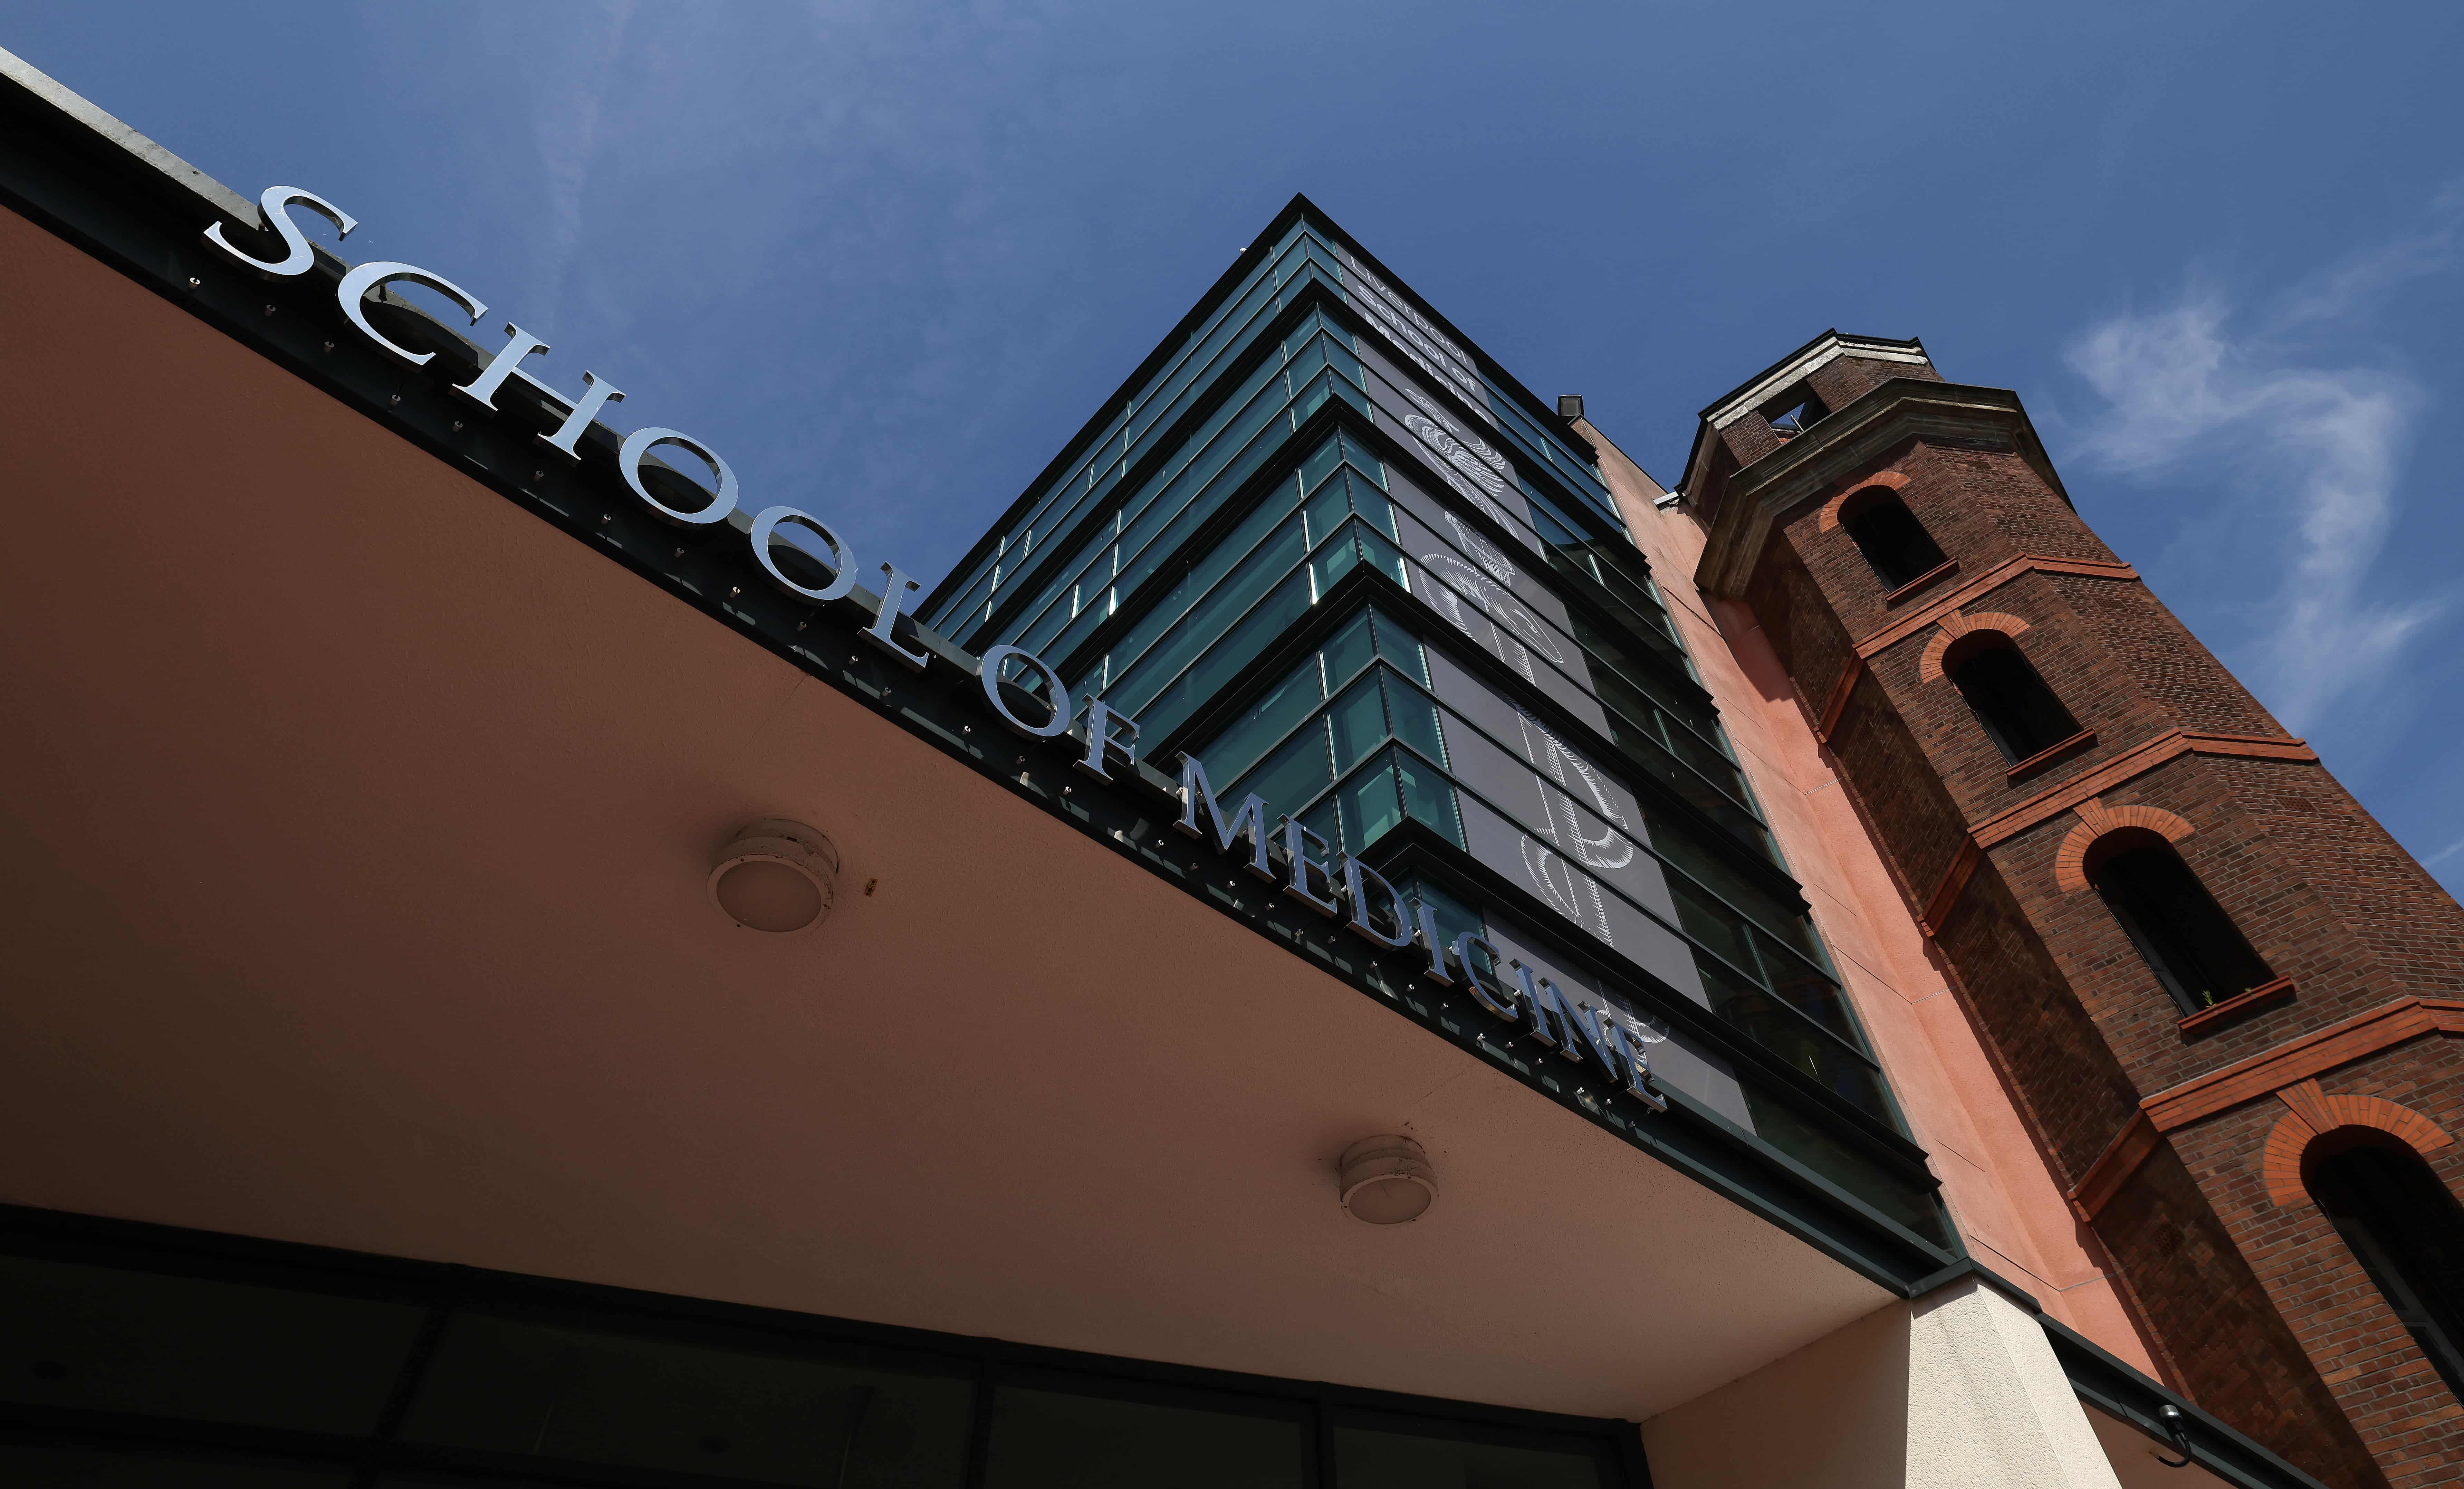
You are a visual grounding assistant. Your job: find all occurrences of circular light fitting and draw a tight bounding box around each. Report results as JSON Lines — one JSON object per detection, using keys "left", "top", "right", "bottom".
{"left": 708, "top": 819, "right": 838, "bottom": 934}
{"left": 1338, "top": 1135, "right": 1437, "bottom": 1225}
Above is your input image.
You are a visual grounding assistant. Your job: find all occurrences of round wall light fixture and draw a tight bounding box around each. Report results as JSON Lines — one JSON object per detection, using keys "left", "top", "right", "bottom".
{"left": 708, "top": 819, "right": 839, "bottom": 934}
{"left": 1337, "top": 1134, "right": 1437, "bottom": 1225}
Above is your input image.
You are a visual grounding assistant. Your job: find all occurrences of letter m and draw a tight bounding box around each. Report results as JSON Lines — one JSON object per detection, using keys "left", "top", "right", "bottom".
{"left": 1176, "top": 752, "right": 1273, "bottom": 880}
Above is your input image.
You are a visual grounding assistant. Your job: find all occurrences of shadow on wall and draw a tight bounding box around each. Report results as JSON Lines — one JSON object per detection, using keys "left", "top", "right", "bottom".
{"left": 1642, "top": 1301, "right": 1912, "bottom": 1489}
{"left": 1642, "top": 1280, "right": 2144, "bottom": 1489}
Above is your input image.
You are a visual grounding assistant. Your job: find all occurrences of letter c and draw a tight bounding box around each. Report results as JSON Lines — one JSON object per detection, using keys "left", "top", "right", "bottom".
{"left": 336, "top": 261, "right": 487, "bottom": 366}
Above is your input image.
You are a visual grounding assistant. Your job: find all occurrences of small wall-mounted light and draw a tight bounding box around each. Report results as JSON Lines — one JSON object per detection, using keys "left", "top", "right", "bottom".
{"left": 1338, "top": 1135, "right": 1437, "bottom": 1225}
{"left": 708, "top": 819, "right": 839, "bottom": 934}
{"left": 1556, "top": 395, "right": 1585, "bottom": 421}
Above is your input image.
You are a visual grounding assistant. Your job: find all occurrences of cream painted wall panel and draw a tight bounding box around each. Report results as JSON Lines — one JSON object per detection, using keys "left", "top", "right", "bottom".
{"left": 1645, "top": 1281, "right": 2126, "bottom": 1489}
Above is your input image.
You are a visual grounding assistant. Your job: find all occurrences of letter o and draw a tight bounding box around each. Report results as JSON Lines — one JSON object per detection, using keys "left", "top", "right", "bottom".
{"left": 748, "top": 506, "right": 856, "bottom": 602}
{"left": 978, "top": 645, "right": 1073, "bottom": 739}
{"left": 619, "top": 427, "right": 738, "bottom": 527}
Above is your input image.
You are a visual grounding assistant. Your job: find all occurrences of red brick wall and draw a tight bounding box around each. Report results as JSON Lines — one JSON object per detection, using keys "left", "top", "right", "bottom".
{"left": 1803, "top": 352, "right": 1942, "bottom": 415}
{"left": 2096, "top": 1136, "right": 2388, "bottom": 1484}
{"left": 1717, "top": 370, "right": 2464, "bottom": 1487}
{"left": 2176, "top": 1039, "right": 2464, "bottom": 1486}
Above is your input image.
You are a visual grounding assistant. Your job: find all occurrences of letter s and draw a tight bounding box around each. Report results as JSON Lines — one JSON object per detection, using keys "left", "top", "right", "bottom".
{"left": 204, "top": 185, "right": 357, "bottom": 277}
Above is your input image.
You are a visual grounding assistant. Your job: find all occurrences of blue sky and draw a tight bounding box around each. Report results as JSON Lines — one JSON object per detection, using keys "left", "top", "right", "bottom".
{"left": 8, "top": 2, "right": 2464, "bottom": 887}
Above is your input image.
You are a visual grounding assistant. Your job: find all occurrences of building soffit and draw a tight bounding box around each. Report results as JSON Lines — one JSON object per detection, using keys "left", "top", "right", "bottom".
{"left": 0, "top": 53, "right": 2348, "bottom": 1488}
{"left": 0, "top": 46, "right": 1952, "bottom": 1301}
{"left": 0, "top": 192, "right": 1906, "bottom": 1426}
{"left": 1693, "top": 377, "right": 2075, "bottom": 599}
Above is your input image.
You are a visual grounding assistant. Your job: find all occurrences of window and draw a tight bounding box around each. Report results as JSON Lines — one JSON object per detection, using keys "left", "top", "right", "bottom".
{"left": 1841, "top": 493, "right": 1948, "bottom": 591}
{"left": 1946, "top": 636, "right": 2080, "bottom": 763}
{"left": 1759, "top": 382, "right": 1829, "bottom": 438}
{"left": 1191, "top": 607, "right": 1463, "bottom": 856}
{"left": 2087, "top": 838, "right": 2273, "bottom": 1015}
{"left": 0, "top": 1216, "right": 1641, "bottom": 1488}
{"left": 2308, "top": 1139, "right": 2464, "bottom": 1400}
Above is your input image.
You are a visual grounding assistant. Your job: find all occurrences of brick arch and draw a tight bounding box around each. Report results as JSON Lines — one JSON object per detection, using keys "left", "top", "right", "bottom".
{"left": 1818, "top": 470, "right": 1911, "bottom": 532}
{"left": 2053, "top": 799, "right": 2194, "bottom": 892}
{"left": 2263, "top": 1079, "right": 2457, "bottom": 1209}
{"left": 1917, "top": 610, "right": 2031, "bottom": 683}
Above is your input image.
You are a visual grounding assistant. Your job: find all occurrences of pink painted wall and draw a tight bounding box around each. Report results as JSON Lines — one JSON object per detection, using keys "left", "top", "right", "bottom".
{"left": 1588, "top": 428, "right": 2160, "bottom": 1376}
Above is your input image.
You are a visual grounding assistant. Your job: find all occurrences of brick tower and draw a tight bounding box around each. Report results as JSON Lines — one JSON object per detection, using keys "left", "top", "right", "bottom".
{"left": 1681, "top": 333, "right": 2464, "bottom": 1489}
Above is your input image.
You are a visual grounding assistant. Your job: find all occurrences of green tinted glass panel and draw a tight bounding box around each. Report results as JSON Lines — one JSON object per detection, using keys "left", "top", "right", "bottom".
{"left": 1302, "top": 478, "right": 1351, "bottom": 545}
{"left": 1291, "top": 333, "right": 1332, "bottom": 383}
{"left": 1237, "top": 724, "right": 1335, "bottom": 819}
{"left": 402, "top": 1314, "right": 971, "bottom": 1487}
{"left": 1312, "top": 529, "right": 1361, "bottom": 591}
{"left": 1338, "top": 429, "right": 1385, "bottom": 486}
{"left": 1105, "top": 489, "right": 1298, "bottom": 676}
{"left": 1344, "top": 468, "right": 1399, "bottom": 540}
{"left": 1336, "top": 757, "right": 1403, "bottom": 848}
{"left": 1322, "top": 608, "right": 1378, "bottom": 690}
{"left": 1137, "top": 568, "right": 1316, "bottom": 743}
{"left": 1109, "top": 515, "right": 1307, "bottom": 713}
{"left": 1741, "top": 1087, "right": 1948, "bottom": 1246}
{"left": 1407, "top": 879, "right": 1484, "bottom": 959}
{"left": 1301, "top": 795, "right": 1341, "bottom": 855}
{"left": 0, "top": 1444, "right": 350, "bottom": 1489}
{"left": 1369, "top": 608, "right": 1427, "bottom": 684}
{"left": 985, "top": 1385, "right": 1304, "bottom": 1489}
{"left": 1383, "top": 672, "right": 1446, "bottom": 766}
{"left": 1394, "top": 748, "right": 1465, "bottom": 847}
{"left": 1298, "top": 433, "right": 1343, "bottom": 494}
{"left": 0, "top": 1256, "right": 423, "bottom": 1435}
{"left": 1327, "top": 675, "right": 1389, "bottom": 772}
{"left": 1204, "top": 655, "right": 1325, "bottom": 786}
{"left": 1334, "top": 1422, "right": 1610, "bottom": 1489}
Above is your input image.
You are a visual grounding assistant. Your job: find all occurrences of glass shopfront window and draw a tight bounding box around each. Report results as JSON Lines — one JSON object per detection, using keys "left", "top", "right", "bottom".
{"left": 984, "top": 1382, "right": 1306, "bottom": 1489}
{"left": 0, "top": 1220, "right": 1640, "bottom": 1489}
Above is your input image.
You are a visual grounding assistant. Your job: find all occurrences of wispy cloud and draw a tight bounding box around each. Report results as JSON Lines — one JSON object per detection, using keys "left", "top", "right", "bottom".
{"left": 527, "top": 1, "right": 634, "bottom": 330}
{"left": 2062, "top": 196, "right": 2458, "bottom": 734}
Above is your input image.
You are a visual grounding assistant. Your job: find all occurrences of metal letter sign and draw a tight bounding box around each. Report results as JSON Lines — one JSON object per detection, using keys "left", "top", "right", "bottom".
{"left": 199, "top": 180, "right": 1670, "bottom": 1124}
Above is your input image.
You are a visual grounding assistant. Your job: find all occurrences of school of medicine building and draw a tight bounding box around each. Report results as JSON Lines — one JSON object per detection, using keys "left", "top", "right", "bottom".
{"left": 1, "top": 41, "right": 2458, "bottom": 1489}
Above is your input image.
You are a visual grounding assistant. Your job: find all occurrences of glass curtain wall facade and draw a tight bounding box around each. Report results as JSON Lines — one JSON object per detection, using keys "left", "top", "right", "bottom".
{"left": 925, "top": 208, "right": 1947, "bottom": 1244}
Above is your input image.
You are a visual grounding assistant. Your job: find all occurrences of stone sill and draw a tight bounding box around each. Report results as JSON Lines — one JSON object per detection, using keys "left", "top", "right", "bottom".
{"left": 2004, "top": 728, "right": 2097, "bottom": 783}
{"left": 2178, "top": 976, "right": 2296, "bottom": 1037}
{"left": 1883, "top": 559, "right": 1959, "bottom": 607}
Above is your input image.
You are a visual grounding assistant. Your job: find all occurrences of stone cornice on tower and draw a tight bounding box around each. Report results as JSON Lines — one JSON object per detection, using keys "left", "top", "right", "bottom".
{"left": 1690, "top": 378, "right": 2072, "bottom": 598}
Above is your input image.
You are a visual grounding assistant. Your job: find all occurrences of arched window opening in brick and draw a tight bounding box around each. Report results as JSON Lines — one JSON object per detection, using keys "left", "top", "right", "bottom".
{"left": 2084, "top": 831, "right": 2273, "bottom": 1016}
{"left": 2306, "top": 1134, "right": 2464, "bottom": 1400}
{"left": 1839, "top": 490, "right": 1948, "bottom": 591}
{"left": 1943, "top": 633, "right": 2079, "bottom": 764}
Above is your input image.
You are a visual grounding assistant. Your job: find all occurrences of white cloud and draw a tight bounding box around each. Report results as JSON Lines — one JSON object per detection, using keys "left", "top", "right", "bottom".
{"left": 527, "top": 2, "right": 635, "bottom": 329}
{"left": 2062, "top": 221, "right": 2451, "bottom": 733}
